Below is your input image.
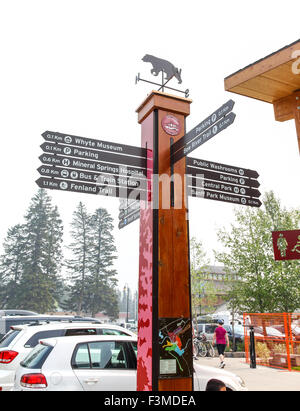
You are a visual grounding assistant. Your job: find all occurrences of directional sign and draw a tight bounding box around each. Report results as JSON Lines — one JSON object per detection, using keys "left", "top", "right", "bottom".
{"left": 119, "top": 202, "right": 140, "bottom": 219}
{"left": 272, "top": 230, "right": 300, "bottom": 261}
{"left": 187, "top": 167, "right": 260, "bottom": 189}
{"left": 39, "top": 153, "right": 146, "bottom": 178}
{"left": 187, "top": 157, "right": 259, "bottom": 180}
{"left": 118, "top": 210, "right": 140, "bottom": 230}
{"left": 171, "top": 112, "right": 236, "bottom": 164}
{"left": 36, "top": 177, "right": 147, "bottom": 201}
{"left": 187, "top": 176, "right": 261, "bottom": 198}
{"left": 187, "top": 186, "right": 262, "bottom": 208}
{"left": 40, "top": 142, "right": 147, "bottom": 169}
{"left": 37, "top": 165, "right": 148, "bottom": 190}
{"left": 171, "top": 99, "right": 235, "bottom": 155}
{"left": 119, "top": 198, "right": 140, "bottom": 210}
{"left": 42, "top": 131, "right": 147, "bottom": 158}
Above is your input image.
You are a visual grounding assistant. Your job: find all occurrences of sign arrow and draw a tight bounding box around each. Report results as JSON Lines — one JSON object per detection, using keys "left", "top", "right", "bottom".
{"left": 187, "top": 157, "right": 259, "bottom": 179}
{"left": 40, "top": 142, "right": 147, "bottom": 169}
{"left": 119, "top": 198, "right": 140, "bottom": 210}
{"left": 188, "top": 176, "right": 261, "bottom": 198}
{"left": 186, "top": 166, "right": 260, "bottom": 189}
{"left": 172, "top": 99, "right": 235, "bottom": 155}
{"left": 37, "top": 165, "right": 148, "bottom": 190}
{"left": 42, "top": 131, "right": 147, "bottom": 158}
{"left": 118, "top": 210, "right": 140, "bottom": 229}
{"left": 171, "top": 112, "right": 236, "bottom": 164}
{"left": 187, "top": 186, "right": 262, "bottom": 208}
{"left": 119, "top": 203, "right": 140, "bottom": 220}
{"left": 39, "top": 153, "right": 146, "bottom": 179}
{"left": 36, "top": 177, "right": 148, "bottom": 201}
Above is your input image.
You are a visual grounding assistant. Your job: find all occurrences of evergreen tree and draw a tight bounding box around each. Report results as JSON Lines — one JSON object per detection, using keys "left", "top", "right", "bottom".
{"left": 0, "top": 224, "right": 26, "bottom": 308}
{"left": 16, "top": 189, "right": 63, "bottom": 312}
{"left": 86, "top": 208, "right": 119, "bottom": 318}
{"left": 65, "top": 202, "right": 93, "bottom": 314}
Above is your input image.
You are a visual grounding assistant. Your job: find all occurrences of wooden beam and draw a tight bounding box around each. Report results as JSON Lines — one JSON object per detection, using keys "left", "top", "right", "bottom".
{"left": 273, "top": 94, "right": 295, "bottom": 122}
{"left": 293, "top": 94, "right": 300, "bottom": 153}
{"left": 273, "top": 91, "right": 300, "bottom": 153}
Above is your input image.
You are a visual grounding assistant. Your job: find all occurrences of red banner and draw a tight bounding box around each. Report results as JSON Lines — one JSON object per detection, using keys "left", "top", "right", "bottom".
{"left": 272, "top": 230, "right": 300, "bottom": 261}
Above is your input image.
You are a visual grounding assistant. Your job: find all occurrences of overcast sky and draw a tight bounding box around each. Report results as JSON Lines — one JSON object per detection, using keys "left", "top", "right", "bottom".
{"left": 0, "top": 0, "right": 299, "bottom": 292}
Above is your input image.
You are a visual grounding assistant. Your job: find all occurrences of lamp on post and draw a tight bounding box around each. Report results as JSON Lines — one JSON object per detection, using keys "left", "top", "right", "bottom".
{"left": 123, "top": 284, "right": 129, "bottom": 324}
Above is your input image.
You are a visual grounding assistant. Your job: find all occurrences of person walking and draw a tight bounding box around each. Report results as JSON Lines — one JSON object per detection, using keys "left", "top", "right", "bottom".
{"left": 212, "top": 319, "right": 229, "bottom": 368}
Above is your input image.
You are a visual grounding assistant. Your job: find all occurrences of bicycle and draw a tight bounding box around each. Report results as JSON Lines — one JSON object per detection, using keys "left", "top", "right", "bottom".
{"left": 193, "top": 333, "right": 216, "bottom": 358}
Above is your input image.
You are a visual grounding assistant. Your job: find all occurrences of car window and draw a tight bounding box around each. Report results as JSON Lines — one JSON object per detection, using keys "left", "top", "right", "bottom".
{"left": 72, "top": 341, "right": 131, "bottom": 370}
{"left": 0, "top": 329, "right": 21, "bottom": 348}
{"left": 73, "top": 343, "right": 90, "bottom": 368}
{"left": 24, "top": 329, "right": 64, "bottom": 348}
{"left": 21, "top": 343, "right": 53, "bottom": 369}
{"left": 101, "top": 329, "right": 130, "bottom": 336}
{"left": 64, "top": 328, "right": 97, "bottom": 336}
{"left": 131, "top": 341, "right": 137, "bottom": 358}
{"left": 206, "top": 325, "right": 217, "bottom": 334}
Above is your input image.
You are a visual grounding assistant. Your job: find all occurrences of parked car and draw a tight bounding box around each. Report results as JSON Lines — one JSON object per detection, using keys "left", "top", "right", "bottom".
{"left": 223, "top": 325, "right": 245, "bottom": 343}
{"left": 0, "top": 321, "right": 135, "bottom": 391}
{"left": 0, "top": 314, "right": 101, "bottom": 339}
{"left": 253, "top": 326, "right": 285, "bottom": 340}
{"left": 13, "top": 335, "right": 247, "bottom": 391}
{"left": 195, "top": 323, "right": 218, "bottom": 341}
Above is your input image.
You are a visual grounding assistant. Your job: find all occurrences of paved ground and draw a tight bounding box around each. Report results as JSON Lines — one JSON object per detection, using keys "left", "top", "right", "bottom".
{"left": 195, "top": 356, "right": 300, "bottom": 391}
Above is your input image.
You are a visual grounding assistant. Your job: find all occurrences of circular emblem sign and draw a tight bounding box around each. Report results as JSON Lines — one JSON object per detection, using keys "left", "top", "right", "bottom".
{"left": 161, "top": 115, "right": 181, "bottom": 136}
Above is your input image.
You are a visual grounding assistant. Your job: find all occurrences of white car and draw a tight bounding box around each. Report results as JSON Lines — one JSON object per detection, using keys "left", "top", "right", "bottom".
{"left": 0, "top": 321, "right": 135, "bottom": 391}
{"left": 13, "top": 335, "right": 247, "bottom": 391}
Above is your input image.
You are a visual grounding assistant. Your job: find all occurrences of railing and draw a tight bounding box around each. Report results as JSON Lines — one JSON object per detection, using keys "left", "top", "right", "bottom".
{"left": 244, "top": 313, "right": 300, "bottom": 372}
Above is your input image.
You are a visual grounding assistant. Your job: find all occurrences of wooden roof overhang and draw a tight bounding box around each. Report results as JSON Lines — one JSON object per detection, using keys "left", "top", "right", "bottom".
{"left": 224, "top": 39, "right": 300, "bottom": 152}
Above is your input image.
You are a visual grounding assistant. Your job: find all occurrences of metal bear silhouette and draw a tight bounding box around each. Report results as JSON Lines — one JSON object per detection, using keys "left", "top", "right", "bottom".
{"left": 142, "top": 54, "right": 182, "bottom": 84}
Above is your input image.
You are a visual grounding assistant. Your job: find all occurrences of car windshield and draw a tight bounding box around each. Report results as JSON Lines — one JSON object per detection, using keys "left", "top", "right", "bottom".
{"left": 0, "top": 329, "right": 21, "bottom": 348}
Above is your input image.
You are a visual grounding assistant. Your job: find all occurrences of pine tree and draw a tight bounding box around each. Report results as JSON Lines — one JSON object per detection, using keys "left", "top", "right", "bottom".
{"left": 0, "top": 224, "right": 26, "bottom": 308}
{"left": 17, "top": 189, "right": 64, "bottom": 312}
{"left": 65, "top": 202, "right": 93, "bottom": 314}
{"left": 86, "top": 208, "right": 119, "bottom": 318}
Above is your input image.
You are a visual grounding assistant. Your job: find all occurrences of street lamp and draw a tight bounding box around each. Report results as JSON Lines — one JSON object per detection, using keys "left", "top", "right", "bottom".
{"left": 123, "top": 284, "right": 129, "bottom": 324}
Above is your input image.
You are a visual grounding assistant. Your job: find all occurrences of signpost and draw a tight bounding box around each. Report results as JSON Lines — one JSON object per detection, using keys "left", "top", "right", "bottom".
{"left": 39, "top": 154, "right": 146, "bottom": 178}
{"left": 118, "top": 210, "right": 140, "bottom": 229}
{"left": 171, "top": 101, "right": 236, "bottom": 164}
{"left": 272, "top": 230, "right": 300, "bottom": 261}
{"left": 42, "top": 131, "right": 147, "bottom": 158}
{"left": 188, "top": 177, "right": 261, "bottom": 199}
{"left": 118, "top": 198, "right": 141, "bottom": 229}
{"left": 187, "top": 156, "right": 259, "bottom": 179}
{"left": 37, "top": 165, "right": 147, "bottom": 189}
{"left": 171, "top": 99, "right": 235, "bottom": 155}
{"left": 36, "top": 177, "right": 148, "bottom": 201}
{"left": 36, "top": 57, "right": 263, "bottom": 392}
{"left": 187, "top": 186, "right": 262, "bottom": 207}
{"left": 40, "top": 141, "right": 147, "bottom": 169}
{"left": 186, "top": 156, "right": 261, "bottom": 206}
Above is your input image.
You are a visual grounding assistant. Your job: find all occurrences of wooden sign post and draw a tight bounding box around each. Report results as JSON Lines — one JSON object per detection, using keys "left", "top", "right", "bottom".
{"left": 136, "top": 91, "right": 193, "bottom": 391}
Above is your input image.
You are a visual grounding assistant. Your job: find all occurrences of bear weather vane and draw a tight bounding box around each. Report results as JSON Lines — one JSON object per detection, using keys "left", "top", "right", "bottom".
{"left": 136, "top": 54, "right": 190, "bottom": 98}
